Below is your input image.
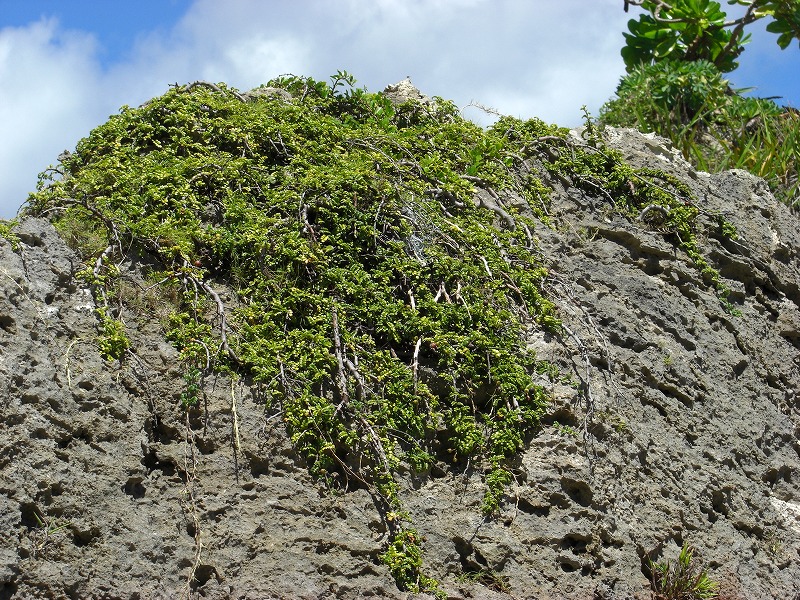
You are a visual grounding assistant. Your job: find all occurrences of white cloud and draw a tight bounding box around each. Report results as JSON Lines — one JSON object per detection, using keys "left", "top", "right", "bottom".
{"left": 219, "top": 36, "right": 310, "bottom": 84}
{"left": 0, "top": 0, "right": 632, "bottom": 219}
{"left": 0, "top": 19, "right": 103, "bottom": 216}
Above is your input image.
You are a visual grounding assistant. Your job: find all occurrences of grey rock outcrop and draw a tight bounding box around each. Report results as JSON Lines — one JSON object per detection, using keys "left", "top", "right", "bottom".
{"left": 382, "top": 78, "right": 433, "bottom": 107}
{"left": 1, "top": 128, "right": 798, "bottom": 599}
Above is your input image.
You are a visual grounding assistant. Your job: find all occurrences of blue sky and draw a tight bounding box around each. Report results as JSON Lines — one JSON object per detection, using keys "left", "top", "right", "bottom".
{"left": 0, "top": 0, "right": 797, "bottom": 219}
{"left": 2, "top": 0, "right": 193, "bottom": 68}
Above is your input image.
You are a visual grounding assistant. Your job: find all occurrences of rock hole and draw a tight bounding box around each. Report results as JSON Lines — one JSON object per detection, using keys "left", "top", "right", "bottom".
{"left": 249, "top": 456, "right": 270, "bottom": 478}
{"left": 123, "top": 477, "right": 146, "bottom": 499}
{"left": 30, "top": 427, "right": 49, "bottom": 440}
{"left": 733, "top": 359, "right": 748, "bottom": 377}
{"left": 0, "top": 314, "right": 16, "bottom": 334}
{"left": 643, "top": 258, "right": 662, "bottom": 276}
{"left": 44, "top": 292, "right": 55, "bottom": 305}
{"left": 701, "top": 504, "right": 718, "bottom": 524}
{"left": 455, "top": 536, "right": 490, "bottom": 573}
{"left": 190, "top": 564, "right": 218, "bottom": 588}
{"left": 473, "top": 548, "right": 488, "bottom": 567}
{"left": 316, "top": 541, "right": 334, "bottom": 554}
{"left": 72, "top": 526, "right": 100, "bottom": 547}
{"left": 561, "top": 477, "right": 593, "bottom": 507}
{"left": 429, "top": 461, "right": 448, "bottom": 479}
{"left": 589, "top": 355, "right": 609, "bottom": 370}
{"left": 454, "top": 536, "right": 473, "bottom": 560}
{"left": 641, "top": 396, "right": 667, "bottom": 418}
{"left": 17, "top": 231, "right": 45, "bottom": 247}
{"left": 4, "top": 413, "right": 24, "bottom": 427}
{"left": 156, "top": 420, "right": 182, "bottom": 440}
{"left": 543, "top": 407, "right": 578, "bottom": 429}
{"left": 19, "top": 502, "right": 43, "bottom": 529}
{"left": 559, "top": 559, "right": 578, "bottom": 573}
{"left": 762, "top": 465, "right": 792, "bottom": 486}
{"left": 781, "top": 333, "right": 800, "bottom": 352}
{"left": 561, "top": 533, "right": 590, "bottom": 554}
{"left": 72, "top": 427, "right": 93, "bottom": 444}
{"left": 600, "top": 532, "right": 624, "bottom": 549}
{"left": 711, "top": 489, "right": 730, "bottom": 516}
{"left": 20, "top": 393, "right": 38, "bottom": 405}
{"left": 517, "top": 496, "right": 550, "bottom": 517}
{"left": 548, "top": 492, "right": 571, "bottom": 509}
{"left": 141, "top": 449, "right": 176, "bottom": 476}
{"left": 36, "top": 482, "right": 65, "bottom": 505}
{"left": 195, "top": 437, "right": 216, "bottom": 455}
{"left": 0, "top": 581, "right": 19, "bottom": 599}
{"left": 77, "top": 379, "right": 94, "bottom": 391}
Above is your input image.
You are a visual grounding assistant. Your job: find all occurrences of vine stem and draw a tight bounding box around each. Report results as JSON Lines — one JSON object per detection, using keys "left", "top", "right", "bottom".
{"left": 180, "top": 263, "right": 240, "bottom": 365}
{"left": 330, "top": 304, "right": 399, "bottom": 535}
{"left": 183, "top": 410, "right": 202, "bottom": 599}
{"left": 231, "top": 379, "right": 241, "bottom": 483}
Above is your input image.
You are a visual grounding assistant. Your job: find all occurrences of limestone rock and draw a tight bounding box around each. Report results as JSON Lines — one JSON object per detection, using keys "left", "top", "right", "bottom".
{"left": 1, "top": 127, "right": 799, "bottom": 599}
{"left": 382, "top": 78, "right": 432, "bottom": 106}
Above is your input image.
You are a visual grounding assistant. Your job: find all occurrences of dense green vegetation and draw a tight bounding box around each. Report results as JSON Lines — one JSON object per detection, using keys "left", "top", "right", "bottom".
{"left": 27, "top": 74, "right": 563, "bottom": 595}
{"left": 26, "top": 72, "right": 735, "bottom": 593}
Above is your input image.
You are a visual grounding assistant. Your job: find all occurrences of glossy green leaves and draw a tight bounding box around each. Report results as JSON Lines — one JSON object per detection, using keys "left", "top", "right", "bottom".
{"left": 623, "top": 0, "right": 739, "bottom": 71}
{"left": 622, "top": 0, "right": 800, "bottom": 72}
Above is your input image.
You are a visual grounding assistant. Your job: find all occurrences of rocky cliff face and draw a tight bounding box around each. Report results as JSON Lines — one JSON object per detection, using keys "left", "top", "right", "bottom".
{"left": 1, "top": 126, "right": 799, "bottom": 600}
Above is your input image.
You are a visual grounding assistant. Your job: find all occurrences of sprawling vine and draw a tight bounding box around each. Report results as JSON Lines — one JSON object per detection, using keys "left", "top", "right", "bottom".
{"left": 25, "top": 72, "right": 736, "bottom": 594}
{"left": 27, "top": 73, "right": 566, "bottom": 594}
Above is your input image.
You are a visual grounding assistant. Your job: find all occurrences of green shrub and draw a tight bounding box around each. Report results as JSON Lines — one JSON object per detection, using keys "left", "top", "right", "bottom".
{"left": 648, "top": 544, "right": 719, "bottom": 600}
{"left": 96, "top": 307, "right": 130, "bottom": 361}
{"left": 599, "top": 60, "right": 730, "bottom": 130}
{"left": 27, "top": 73, "right": 566, "bottom": 592}
{"left": 600, "top": 61, "right": 800, "bottom": 207}
{"left": 0, "top": 219, "right": 20, "bottom": 251}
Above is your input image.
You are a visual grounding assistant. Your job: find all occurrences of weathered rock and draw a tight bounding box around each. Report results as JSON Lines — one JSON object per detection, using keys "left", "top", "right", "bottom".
{"left": 382, "top": 78, "right": 432, "bottom": 107}
{"left": 1, "top": 128, "right": 799, "bottom": 599}
{"left": 242, "top": 85, "right": 293, "bottom": 103}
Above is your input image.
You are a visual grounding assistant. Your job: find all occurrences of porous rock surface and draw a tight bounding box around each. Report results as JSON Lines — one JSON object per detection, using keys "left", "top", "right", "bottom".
{"left": 1, "top": 128, "right": 799, "bottom": 600}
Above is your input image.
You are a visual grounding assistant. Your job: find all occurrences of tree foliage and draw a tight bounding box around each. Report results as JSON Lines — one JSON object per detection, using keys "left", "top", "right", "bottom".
{"left": 622, "top": 0, "right": 800, "bottom": 73}
{"left": 608, "top": 1, "right": 800, "bottom": 207}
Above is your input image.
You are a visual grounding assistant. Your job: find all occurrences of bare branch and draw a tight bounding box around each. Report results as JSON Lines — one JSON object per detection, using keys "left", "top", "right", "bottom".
{"left": 639, "top": 203, "right": 671, "bottom": 223}
{"left": 344, "top": 357, "right": 367, "bottom": 400}
{"left": 230, "top": 379, "right": 241, "bottom": 484}
{"left": 411, "top": 338, "right": 422, "bottom": 391}
{"left": 434, "top": 281, "right": 451, "bottom": 303}
{"left": 461, "top": 175, "right": 517, "bottom": 230}
{"left": 93, "top": 244, "right": 114, "bottom": 279}
{"left": 331, "top": 305, "right": 351, "bottom": 414}
{"left": 183, "top": 80, "right": 246, "bottom": 103}
{"left": 179, "top": 264, "right": 240, "bottom": 365}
